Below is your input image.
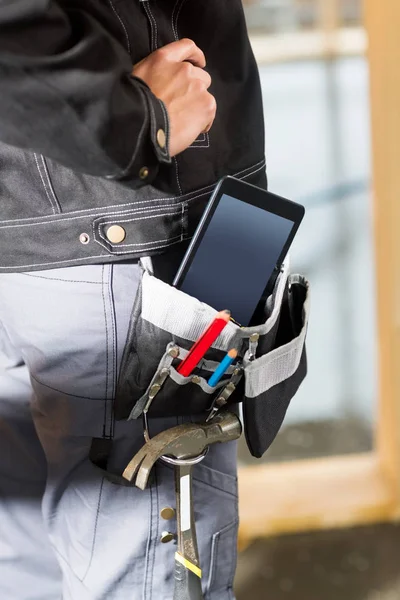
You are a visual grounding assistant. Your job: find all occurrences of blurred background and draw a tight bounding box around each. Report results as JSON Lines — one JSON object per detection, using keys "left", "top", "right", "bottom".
{"left": 234, "top": 1, "right": 400, "bottom": 598}
{"left": 241, "top": 0, "right": 374, "bottom": 464}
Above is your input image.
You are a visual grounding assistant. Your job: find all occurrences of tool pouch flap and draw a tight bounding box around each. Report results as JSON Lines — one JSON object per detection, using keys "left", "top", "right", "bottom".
{"left": 114, "top": 260, "right": 309, "bottom": 457}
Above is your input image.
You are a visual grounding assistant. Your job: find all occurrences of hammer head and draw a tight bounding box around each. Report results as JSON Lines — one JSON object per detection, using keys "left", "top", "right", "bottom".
{"left": 123, "top": 411, "right": 242, "bottom": 489}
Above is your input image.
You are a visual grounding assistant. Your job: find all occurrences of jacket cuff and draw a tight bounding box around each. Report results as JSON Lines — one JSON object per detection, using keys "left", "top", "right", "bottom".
{"left": 143, "top": 88, "right": 171, "bottom": 166}
{"left": 106, "top": 77, "right": 171, "bottom": 185}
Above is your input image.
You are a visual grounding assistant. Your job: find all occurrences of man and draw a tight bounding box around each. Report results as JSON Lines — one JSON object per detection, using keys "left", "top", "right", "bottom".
{"left": 0, "top": 1, "right": 266, "bottom": 598}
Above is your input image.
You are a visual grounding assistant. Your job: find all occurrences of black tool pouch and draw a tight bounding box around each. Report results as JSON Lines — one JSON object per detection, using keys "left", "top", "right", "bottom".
{"left": 115, "top": 260, "right": 310, "bottom": 458}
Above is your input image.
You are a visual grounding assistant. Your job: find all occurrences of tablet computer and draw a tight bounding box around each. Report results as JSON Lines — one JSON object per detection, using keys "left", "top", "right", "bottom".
{"left": 173, "top": 176, "right": 305, "bottom": 326}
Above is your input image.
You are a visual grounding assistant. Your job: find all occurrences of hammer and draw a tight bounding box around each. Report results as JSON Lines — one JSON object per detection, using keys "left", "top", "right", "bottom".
{"left": 122, "top": 411, "right": 242, "bottom": 600}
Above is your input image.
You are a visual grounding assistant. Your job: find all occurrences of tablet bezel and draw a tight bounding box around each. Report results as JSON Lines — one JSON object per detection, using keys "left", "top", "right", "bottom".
{"left": 173, "top": 176, "right": 305, "bottom": 320}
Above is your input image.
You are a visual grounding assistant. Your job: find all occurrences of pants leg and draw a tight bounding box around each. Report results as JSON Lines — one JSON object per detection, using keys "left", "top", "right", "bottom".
{"left": 0, "top": 321, "right": 62, "bottom": 600}
{"left": 0, "top": 263, "right": 238, "bottom": 600}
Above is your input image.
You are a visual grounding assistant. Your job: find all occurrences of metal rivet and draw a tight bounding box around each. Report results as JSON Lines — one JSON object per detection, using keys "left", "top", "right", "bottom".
{"left": 160, "top": 507, "right": 176, "bottom": 520}
{"left": 106, "top": 225, "right": 126, "bottom": 244}
{"left": 139, "top": 166, "right": 149, "bottom": 179}
{"left": 191, "top": 375, "right": 201, "bottom": 384}
{"left": 157, "top": 128, "right": 166, "bottom": 149}
{"left": 233, "top": 368, "right": 241, "bottom": 376}
{"left": 149, "top": 383, "right": 161, "bottom": 398}
{"left": 168, "top": 346, "right": 180, "bottom": 359}
{"left": 79, "top": 233, "right": 90, "bottom": 245}
{"left": 160, "top": 531, "right": 175, "bottom": 543}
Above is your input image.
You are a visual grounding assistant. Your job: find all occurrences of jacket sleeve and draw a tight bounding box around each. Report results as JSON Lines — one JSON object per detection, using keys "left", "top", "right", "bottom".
{"left": 0, "top": 0, "right": 171, "bottom": 184}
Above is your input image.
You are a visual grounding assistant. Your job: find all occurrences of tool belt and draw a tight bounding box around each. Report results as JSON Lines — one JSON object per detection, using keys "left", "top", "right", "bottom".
{"left": 114, "top": 258, "right": 309, "bottom": 458}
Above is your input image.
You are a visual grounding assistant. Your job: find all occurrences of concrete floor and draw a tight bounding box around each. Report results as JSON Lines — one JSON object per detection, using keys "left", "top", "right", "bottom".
{"left": 235, "top": 523, "right": 400, "bottom": 600}
{"left": 235, "top": 418, "right": 394, "bottom": 599}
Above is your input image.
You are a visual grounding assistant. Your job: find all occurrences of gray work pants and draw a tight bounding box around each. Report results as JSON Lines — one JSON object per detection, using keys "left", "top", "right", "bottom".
{"left": 0, "top": 263, "right": 238, "bottom": 600}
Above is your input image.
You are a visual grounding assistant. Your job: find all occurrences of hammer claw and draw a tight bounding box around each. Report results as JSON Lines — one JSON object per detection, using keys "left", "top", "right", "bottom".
{"left": 122, "top": 449, "right": 148, "bottom": 483}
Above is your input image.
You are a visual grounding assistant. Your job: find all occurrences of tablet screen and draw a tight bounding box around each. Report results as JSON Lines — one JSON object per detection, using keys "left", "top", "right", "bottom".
{"left": 179, "top": 193, "right": 296, "bottom": 325}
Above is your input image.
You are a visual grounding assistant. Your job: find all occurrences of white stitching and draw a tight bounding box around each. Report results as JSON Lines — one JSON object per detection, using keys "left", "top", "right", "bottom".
{"left": 95, "top": 209, "right": 183, "bottom": 247}
{"left": 34, "top": 153, "right": 56, "bottom": 215}
{"left": 174, "top": 0, "right": 189, "bottom": 39}
{"left": 148, "top": 89, "right": 157, "bottom": 149}
{"left": 0, "top": 239, "right": 175, "bottom": 269}
{"left": 158, "top": 99, "right": 171, "bottom": 156}
{"left": 1, "top": 255, "right": 110, "bottom": 269}
{"left": 144, "top": 2, "right": 158, "bottom": 51}
{"left": 150, "top": 4, "right": 158, "bottom": 50}
{"left": 40, "top": 155, "right": 62, "bottom": 213}
{"left": 172, "top": 0, "right": 189, "bottom": 41}
{"left": 102, "top": 233, "right": 182, "bottom": 248}
{"left": 0, "top": 204, "right": 181, "bottom": 230}
{"left": 189, "top": 132, "right": 210, "bottom": 149}
{"left": 172, "top": 0, "right": 178, "bottom": 40}
{"left": 181, "top": 203, "right": 185, "bottom": 241}
{"left": 21, "top": 273, "right": 102, "bottom": 283}
{"left": 173, "top": 158, "right": 183, "bottom": 195}
{"left": 96, "top": 204, "right": 186, "bottom": 247}
{"left": 94, "top": 204, "right": 182, "bottom": 221}
{"left": 1, "top": 163, "right": 280, "bottom": 264}
{"left": 108, "top": 0, "right": 131, "bottom": 54}
{"left": 148, "top": 98, "right": 169, "bottom": 160}
{"left": 238, "top": 162, "right": 266, "bottom": 183}
{"left": 0, "top": 162, "right": 266, "bottom": 230}
{"left": 0, "top": 159, "right": 266, "bottom": 224}
{"left": 0, "top": 236, "right": 184, "bottom": 270}
{"left": 143, "top": 2, "right": 154, "bottom": 51}
{"left": 94, "top": 237, "right": 183, "bottom": 256}
{"left": 94, "top": 210, "right": 183, "bottom": 245}
{"left": 172, "top": 0, "right": 183, "bottom": 40}
{"left": 149, "top": 3, "right": 158, "bottom": 50}
{"left": 94, "top": 206, "right": 182, "bottom": 234}
{"left": 98, "top": 231, "right": 182, "bottom": 249}
{"left": 0, "top": 162, "right": 266, "bottom": 231}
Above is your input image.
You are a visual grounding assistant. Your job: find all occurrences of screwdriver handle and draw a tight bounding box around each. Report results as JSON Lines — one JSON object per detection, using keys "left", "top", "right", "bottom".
{"left": 173, "top": 557, "right": 204, "bottom": 600}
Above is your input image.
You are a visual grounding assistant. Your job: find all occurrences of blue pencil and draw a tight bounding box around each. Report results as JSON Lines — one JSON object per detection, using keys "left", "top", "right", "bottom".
{"left": 208, "top": 349, "right": 238, "bottom": 387}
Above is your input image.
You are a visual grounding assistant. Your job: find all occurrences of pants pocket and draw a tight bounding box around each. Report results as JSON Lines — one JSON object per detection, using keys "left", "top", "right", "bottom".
{"left": 207, "top": 519, "right": 239, "bottom": 597}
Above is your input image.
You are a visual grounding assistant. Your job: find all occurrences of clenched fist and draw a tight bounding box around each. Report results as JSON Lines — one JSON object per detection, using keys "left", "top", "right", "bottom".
{"left": 133, "top": 39, "right": 216, "bottom": 157}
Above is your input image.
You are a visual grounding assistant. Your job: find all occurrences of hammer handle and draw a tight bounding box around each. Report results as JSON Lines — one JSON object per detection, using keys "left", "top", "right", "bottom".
{"left": 174, "top": 558, "right": 204, "bottom": 600}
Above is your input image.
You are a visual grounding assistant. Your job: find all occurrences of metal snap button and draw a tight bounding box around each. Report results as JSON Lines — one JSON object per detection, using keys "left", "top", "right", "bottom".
{"left": 139, "top": 166, "right": 149, "bottom": 180}
{"left": 157, "top": 128, "right": 166, "bottom": 149}
{"left": 79, "top": 233, "right": 90, "bottom": 245}
{"left": 160, "top": 531, "right": 175, "bottom": 543}
{"left": 106, "top": 225, "right": 126, "bottom": 244}
{"left": 160, "top": 507, "right": 176, "bottom": 520}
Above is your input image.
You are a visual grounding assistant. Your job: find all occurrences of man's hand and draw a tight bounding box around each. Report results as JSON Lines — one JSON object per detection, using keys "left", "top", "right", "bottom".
{"left": 133, "top": 39, "right": 216, "bottom": 157}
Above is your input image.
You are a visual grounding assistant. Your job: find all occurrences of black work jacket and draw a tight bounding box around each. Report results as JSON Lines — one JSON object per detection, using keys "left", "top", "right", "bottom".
{"left": 0, "top": 0, "right": 266, "bottom": 272}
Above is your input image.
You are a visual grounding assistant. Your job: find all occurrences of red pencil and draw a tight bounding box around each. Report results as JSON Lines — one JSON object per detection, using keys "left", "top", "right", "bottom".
{"left": 177, "top": 310, "right": 231, "bottom": 377}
